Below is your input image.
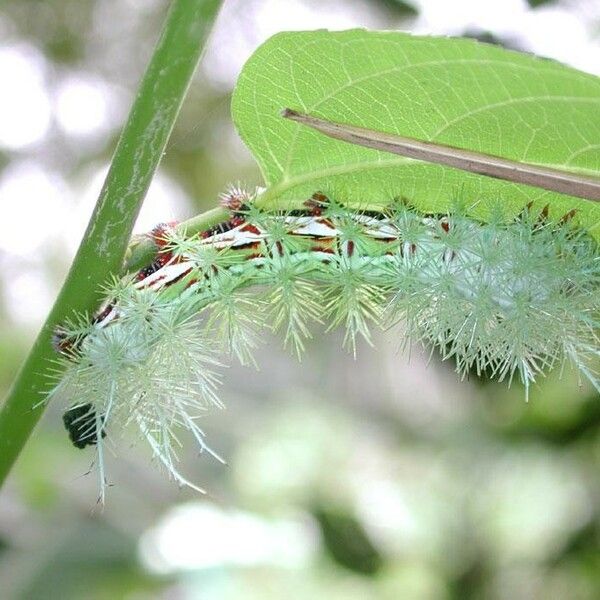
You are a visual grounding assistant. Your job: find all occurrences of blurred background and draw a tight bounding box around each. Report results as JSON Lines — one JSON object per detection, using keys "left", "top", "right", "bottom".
{"left": 1, "top": 0, "right": 600, "bottom": 598}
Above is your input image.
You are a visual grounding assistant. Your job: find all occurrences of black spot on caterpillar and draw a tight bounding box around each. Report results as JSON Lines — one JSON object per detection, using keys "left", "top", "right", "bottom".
{"left": 62, "top": 403, "right": 106, "bottom": 449}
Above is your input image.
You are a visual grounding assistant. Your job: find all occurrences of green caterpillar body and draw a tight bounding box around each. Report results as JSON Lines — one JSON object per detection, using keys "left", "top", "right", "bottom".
{"left": 51, "top": 187, "right": 600, "bottom": 498}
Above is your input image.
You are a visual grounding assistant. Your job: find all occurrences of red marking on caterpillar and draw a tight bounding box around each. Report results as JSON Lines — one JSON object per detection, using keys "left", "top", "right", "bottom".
{"left": 135, "top": 262, "right": 194, "bottom": 292}
{"left": 311, "top": 243, "right": 335, "bottom": 255}
{"left": 231, "top": 241, "right": 262, "bottom": 253}
{"left": 219, "top": 186, "right": 252, "bottom": 212}
{"left": 201, "top": 214, "right": 247, "bottom": 239}
{"left": 136, "top": 223, "right": 179, "bottom": 282}
{"left": 93, "top": 301, "right": 117, "bottom": 325}
{"left": 304, "top": 191, "right": 329, "bottom": 216}
{"left": 136, "top": 252, "right": 174, "bottom": 282}
{"left": 240, "top": 223, "right": 261, "bottom": 236}
{"left": 151, "top": 222, "right": 178, "bottom": 248}
{"left": 321, "top": 218, "right": 337, "bottom": 231}
{"left": 52, "top": 327, "right": 75, "bottom": 355}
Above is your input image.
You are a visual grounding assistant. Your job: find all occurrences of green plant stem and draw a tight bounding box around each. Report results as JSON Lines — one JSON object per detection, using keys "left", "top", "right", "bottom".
{"left": 0, "top": 0, "right": 222, "bottom": 488}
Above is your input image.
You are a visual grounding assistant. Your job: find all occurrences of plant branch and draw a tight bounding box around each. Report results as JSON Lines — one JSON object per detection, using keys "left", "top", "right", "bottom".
{"left": 0, "top": 0, "right": 222, "bottom": 488}
{"left": 281, "top": 108, "right": 600, "bottom": 202}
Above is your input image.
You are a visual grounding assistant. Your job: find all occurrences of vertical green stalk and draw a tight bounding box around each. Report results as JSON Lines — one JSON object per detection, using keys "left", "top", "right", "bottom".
{"left": 0, "top": 0, "right": 222, "bottom": 487}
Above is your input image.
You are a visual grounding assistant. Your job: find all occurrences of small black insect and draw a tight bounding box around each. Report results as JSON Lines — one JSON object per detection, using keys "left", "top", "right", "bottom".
{"left": 62, "top": 403, "right": 106, "bottom": 449}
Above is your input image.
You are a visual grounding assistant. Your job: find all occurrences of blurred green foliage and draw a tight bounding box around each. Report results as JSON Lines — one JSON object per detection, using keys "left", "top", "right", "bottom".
{"left": 313, "top": 505, "right": 384, "bottom": 575}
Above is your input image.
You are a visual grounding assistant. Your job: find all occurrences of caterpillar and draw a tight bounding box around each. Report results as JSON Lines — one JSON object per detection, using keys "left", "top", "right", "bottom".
{"left": 49, "top": 186, "right": 600, "bottom": 500}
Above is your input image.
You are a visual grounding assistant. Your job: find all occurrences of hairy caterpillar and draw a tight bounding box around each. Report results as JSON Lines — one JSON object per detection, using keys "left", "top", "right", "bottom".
{"left": 49, "top": 187, "right": 600, "bottom": 500}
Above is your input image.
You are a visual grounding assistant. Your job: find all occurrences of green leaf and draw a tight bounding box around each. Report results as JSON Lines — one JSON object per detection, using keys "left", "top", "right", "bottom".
{"left": 232, "top": 30, "right": 600, "bottom": 238}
